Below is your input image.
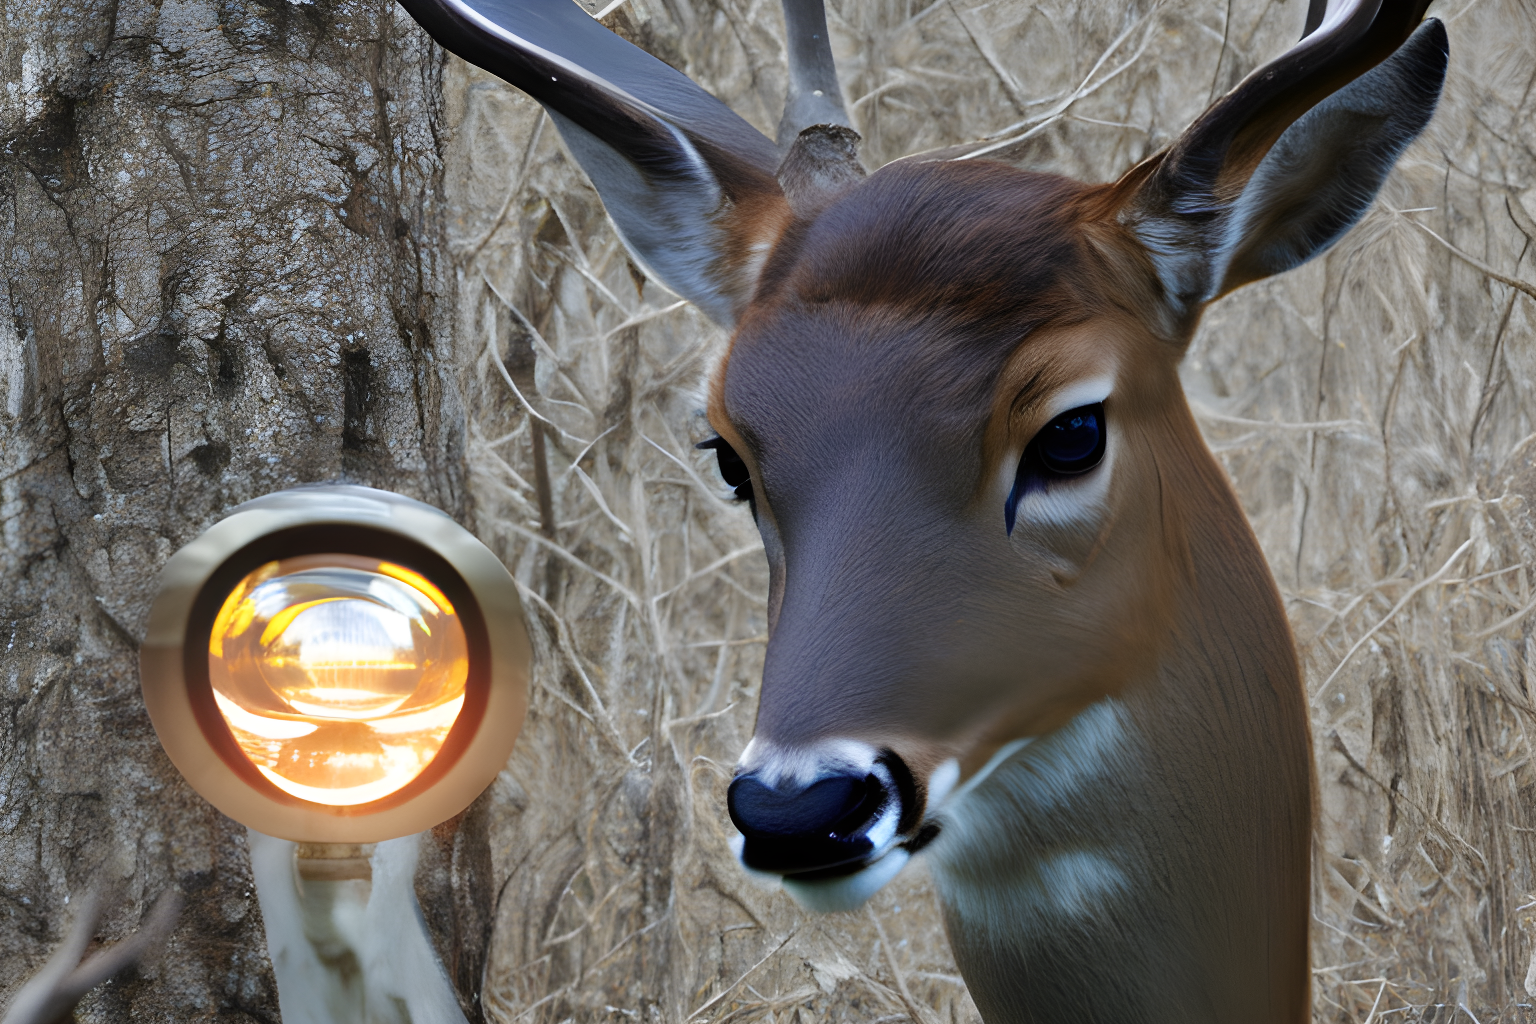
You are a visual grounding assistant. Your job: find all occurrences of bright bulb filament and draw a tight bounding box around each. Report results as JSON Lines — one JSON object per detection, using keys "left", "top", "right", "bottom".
{"left": 208, "top": 555, "right": 469, "bottom": 806}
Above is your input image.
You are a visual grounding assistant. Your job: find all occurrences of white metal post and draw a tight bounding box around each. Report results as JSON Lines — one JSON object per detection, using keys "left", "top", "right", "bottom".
{"left": 248, "top": 830, "right": 469, "bottom": 1024}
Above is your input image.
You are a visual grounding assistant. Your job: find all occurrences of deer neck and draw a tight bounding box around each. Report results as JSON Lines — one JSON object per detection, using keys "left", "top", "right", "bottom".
{"left": 927, "top": 446, "right": 1312, "bottom": 1024}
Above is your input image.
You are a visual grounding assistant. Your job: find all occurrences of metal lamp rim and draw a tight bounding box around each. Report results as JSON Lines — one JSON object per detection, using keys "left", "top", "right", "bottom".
{"left": 140, "top": 484, "right": 530, "bottom": 843}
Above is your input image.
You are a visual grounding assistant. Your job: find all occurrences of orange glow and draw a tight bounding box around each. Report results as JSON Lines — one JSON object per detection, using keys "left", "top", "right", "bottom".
{"left": 208, "top": 555, "right": 469, "bottom": 806}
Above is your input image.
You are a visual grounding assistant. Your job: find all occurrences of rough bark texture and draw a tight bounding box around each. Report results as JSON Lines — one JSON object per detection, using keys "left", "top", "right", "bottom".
{"left": 0, "top": 0, "right": 467, "bottom": 1017}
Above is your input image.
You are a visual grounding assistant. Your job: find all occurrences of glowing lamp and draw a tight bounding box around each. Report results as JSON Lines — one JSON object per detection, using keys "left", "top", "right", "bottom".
{"left": 142, "top": 486, "right": 529, "bottom": 842}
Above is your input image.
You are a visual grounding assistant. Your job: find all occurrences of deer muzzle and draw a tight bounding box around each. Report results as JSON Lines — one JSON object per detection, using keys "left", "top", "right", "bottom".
{"left": 727, "top": 741, "right": 943, "bottom": 910}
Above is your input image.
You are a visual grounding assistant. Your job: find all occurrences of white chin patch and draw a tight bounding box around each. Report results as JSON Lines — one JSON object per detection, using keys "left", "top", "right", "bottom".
{"left": 781, "top": 849, "right": 912, "bottom": 914}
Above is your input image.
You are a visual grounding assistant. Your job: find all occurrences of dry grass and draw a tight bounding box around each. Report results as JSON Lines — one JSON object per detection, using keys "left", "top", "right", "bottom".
{"left": 433, "top": 0, "right": 1536, "bottom": 1018}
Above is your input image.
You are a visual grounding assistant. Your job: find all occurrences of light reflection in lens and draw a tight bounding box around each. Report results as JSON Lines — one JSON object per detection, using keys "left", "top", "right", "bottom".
{"left": 208, "top": 555, "right": 469, "bottom": 806}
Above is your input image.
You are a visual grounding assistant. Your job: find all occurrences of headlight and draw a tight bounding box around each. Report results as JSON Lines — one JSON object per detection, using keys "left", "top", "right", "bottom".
{"left": 141, "top": 485, "right": 529, "bottom": 842}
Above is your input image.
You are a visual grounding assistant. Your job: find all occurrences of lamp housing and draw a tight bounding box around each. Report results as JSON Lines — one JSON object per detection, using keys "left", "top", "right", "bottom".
{"left": 141, "top": 485, "right": 529, "bottom": 843}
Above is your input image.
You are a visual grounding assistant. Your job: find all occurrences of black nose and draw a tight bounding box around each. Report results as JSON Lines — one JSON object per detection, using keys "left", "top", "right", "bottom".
{"left": 728, "top": 769, "right": 892, "bottom": 875}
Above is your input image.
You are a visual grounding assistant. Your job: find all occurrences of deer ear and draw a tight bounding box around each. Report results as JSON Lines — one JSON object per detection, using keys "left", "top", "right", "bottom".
{"left": 1214, "top": 21, "right": 1445, "bottom": 293}
{"left": 1124, "top": 0, "right": 1448, "bottom": 308}
{"left": 398, "top": 0, "right": 790, "bottom": 327}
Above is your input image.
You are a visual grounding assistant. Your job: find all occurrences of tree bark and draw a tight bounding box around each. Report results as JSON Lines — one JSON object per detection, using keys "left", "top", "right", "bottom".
{"left": 1, "top": 0, "right": 469, "bottom": 1017}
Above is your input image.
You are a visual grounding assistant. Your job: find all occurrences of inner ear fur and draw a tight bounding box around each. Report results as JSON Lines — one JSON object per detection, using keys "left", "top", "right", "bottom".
{"left": 1217, "top": 21, "right": 1447, "bottom": 293}
{"left": 1120, "top": 0, "right": 1448, "bottom": 310}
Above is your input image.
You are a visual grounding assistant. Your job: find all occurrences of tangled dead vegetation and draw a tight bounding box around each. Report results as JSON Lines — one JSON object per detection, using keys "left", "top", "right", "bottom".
{"left": 436, "top": 0, "right": 1536, "bottom": 1018}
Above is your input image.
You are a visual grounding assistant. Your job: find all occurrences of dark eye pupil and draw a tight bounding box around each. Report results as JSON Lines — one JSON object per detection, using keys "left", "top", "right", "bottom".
{"left": 1038, "top": 409, "right": 1102, "bottom": 472}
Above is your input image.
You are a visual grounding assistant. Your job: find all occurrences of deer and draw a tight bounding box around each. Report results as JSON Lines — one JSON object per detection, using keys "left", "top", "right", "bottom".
{"left": 395, "top": 0, "right": 1446, "bottom": 1018}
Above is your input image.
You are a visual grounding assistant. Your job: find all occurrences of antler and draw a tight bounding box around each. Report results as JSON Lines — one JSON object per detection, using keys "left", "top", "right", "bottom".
{"left": 776, "top": 0, "right": 852, "bottom": 148}
{"left": 400, "top": 0, "right": 779, "bottom": 171}
{"left": 1, "top": 890, "right": 182, "bottom": 1024}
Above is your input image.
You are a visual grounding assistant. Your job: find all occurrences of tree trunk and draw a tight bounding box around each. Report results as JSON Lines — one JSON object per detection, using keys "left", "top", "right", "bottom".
{"left": 1, "top": 0, "right": 470, "bottom": 1017}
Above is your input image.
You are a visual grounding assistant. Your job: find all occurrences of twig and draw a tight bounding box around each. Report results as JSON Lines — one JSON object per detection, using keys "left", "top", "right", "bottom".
{"left": 652, "top": 546, "right": 763, "bottom": 604}
{"left": 513, "top": 581, "right": 632, "bottom": 757}
{"left": 501, "top": 521, "right": 641, "bottom": 608}
{"left": 1311, "top": 539, "right": 1474, "bottom": 701}
{"left": 1403, "top": 217, "right": 1536, "bottom": 302}
{"left": 1190, "top": 403, "right": 1380, "bottom": 438}
{"left": 642, "top": 434, "right": 741, "bottom": 505}
{"left": 947, "top": 1, "right": 1029, "bottom": 113}
{"left": 464, "top": 113, "right": 546, "bottom": 263}
{"left": 2, "top": 890, "right": 182, "bottom": 1024}
{"left": 960, "top": 5, "right": 1162, "bottom": 160}
{"left": 485, "top": 328, "right": 592, "bottom": 446}
{"left": 531, "top": 421, "right": 557, "bottom": 539}
{"left": 866, "top": 905, "right": 941, "bottom": 1024}
{"left": 1362, "top": 979, "right": 1389, "bottom": 1024}
{"left": 569, "top": 464, "right": 636, "bottom": 539}
{"left": 1470, "top": 593, "right": 1536, "bottom": 640}
{"left": 684, "top": 928, "right": 798, "bottom": 1022}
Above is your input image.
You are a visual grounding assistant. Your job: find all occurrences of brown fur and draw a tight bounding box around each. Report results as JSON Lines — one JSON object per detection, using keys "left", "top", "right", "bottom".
{"left": 709, "top": 157, "right": 1313, "bottom": 1021}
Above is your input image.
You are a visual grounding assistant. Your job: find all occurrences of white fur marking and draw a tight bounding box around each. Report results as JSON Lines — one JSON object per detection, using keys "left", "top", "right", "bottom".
{"left": 931, "top": 700, "right": 1135, "bottom": 937}
{"left": 1042, "top": 375, "right": 1114, "bottom": 421}
{"left": 950, "top": 848, "right": 1128, "bottom": 928}
{"left": 782, "top": 849, "right": 912, "bottom": 914}
{"left": 735, "top": 737, "right": 881, "bottom": 789}
{"left": 1016, "top": 449, "right": 1115, "bottom": 531}
{"left": 861, "top": 796, "right": 901, "bottom": 853}
{"left": 950, "top": 738, "right": 1033, "bottom": 807}
{"left": 927, "top": 758, "right": 961, "bottom": 809}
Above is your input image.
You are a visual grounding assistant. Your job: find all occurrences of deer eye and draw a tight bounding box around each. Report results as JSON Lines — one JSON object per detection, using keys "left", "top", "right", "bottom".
{"left": 1036, "top": 404, "right": 1105, "bottom": 474}
{"left": 1005, "top": 403, "right": 1107, "bottom": 535}
{"left": 697, "top": 436, "right": 755, "bottom": 505}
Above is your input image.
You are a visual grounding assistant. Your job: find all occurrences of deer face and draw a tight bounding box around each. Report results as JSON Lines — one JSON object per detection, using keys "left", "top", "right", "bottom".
{"left": 399, "top": 0, "right": 1444, "bottom": 914}
{"left": 708, "top": 160, "right": 1193, "bottom": 903}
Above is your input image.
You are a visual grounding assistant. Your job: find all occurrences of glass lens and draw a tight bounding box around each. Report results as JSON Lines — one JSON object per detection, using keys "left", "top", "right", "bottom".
{"left": 208, "top": 554, "right": 469, "bottom": 806}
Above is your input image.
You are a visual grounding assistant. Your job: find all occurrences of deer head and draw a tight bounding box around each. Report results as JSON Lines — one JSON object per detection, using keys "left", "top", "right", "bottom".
{"left": 398, "top": 0, "right": 1444, "bottom": 1014}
